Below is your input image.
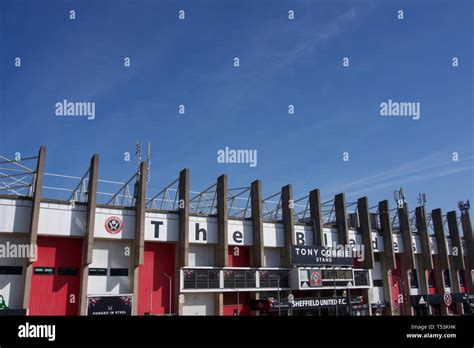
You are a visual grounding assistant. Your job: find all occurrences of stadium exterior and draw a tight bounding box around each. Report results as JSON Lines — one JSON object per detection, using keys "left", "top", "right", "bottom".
{"left": 0, "top": 146, "right": 473, "bottom": 316}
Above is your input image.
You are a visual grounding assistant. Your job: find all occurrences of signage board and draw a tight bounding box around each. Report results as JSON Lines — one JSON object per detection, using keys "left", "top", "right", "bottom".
{"left": 87, "top": 294, "right": 132, "bottom": 316}
{"left": 291, "top": 245, "right": 353, "bottom": 266}
{"left": 289, "top": 297, "right": 349, "bottom": 309}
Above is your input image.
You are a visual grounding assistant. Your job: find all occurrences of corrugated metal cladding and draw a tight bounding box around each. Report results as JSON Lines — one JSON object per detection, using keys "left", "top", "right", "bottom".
{"left": 137, "top": 242, "right": 175, "bottom": 315}
{"left": 29, "top": 236, "right": 83, "bottom": 315}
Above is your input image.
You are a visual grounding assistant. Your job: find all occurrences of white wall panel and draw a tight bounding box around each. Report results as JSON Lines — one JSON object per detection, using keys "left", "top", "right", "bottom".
{"left": 189, "top": 216, "right": 218, "bottom": 244}
{"left": 446, "top": 237, "right": 452, "bottom": 256}
{"left": 0, "top": 234, "right": 28, "bottom": 308}
{"left": 294, "top": 225, "right": 314, "bottom": 246}
{"left": 263, "top": 223, "right": 284, "bottom": 247}
{"left": 145, "top": 212, "right": 179, "bottom": 242}
{"left": 227, "top": 219, "right": 253, "bottom": 246}
{"left": 94, "top": 208, "right": 135, "bottom": 240}
{"left": 88, "top": 239, "right": 132, "bottom": 295}
{"left": 188, "top": 244, "right": 215, "bottom": 266}
{"left": 264, "top": 248, "right": 281, "bottom": 267}
{"left": 182, "top": 293, "right": 215, "bottom": 315}
{"left": 372, "top": 261, "right": 382, "bottom": 280}
{"left": 0, "top": 199, "right": 31, "bottom": 233}
{"left": 370, "top": 287, "right": 384, "bottom": 304}
{"left": 38, "top": 202, "right": 86, "bottom": 237}
{"left": 412, "top": 235, "right": 422, "bottom": 254}
{"left": 323, "top": 228, "right": 339, "bottom": 246}
{"left": 348, "top": 229, "right": 363, "bottom": 246}
{"left": 372, "top": 232, "right": 384, "bottom": 252}
{"left": 429, "top": 236, "right": 438, "bottom": 255}
{"left": 393, "top": 234, "right": 403, "bottom": 253}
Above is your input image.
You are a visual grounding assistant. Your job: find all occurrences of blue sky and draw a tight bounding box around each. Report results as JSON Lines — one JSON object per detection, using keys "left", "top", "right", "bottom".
{"left": 0, "top": 0, "right": 473, "bottom": 214}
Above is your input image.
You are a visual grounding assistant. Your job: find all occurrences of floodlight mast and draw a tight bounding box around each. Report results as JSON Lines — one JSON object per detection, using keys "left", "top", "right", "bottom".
{"left": 417, "top": 193, "right": 426, "bottom": 207}
{"left": 394, "top": 188, "right": 406, "bottom": 209}
{"left": 135, "top": 141, "right": 151, "bottom": 183}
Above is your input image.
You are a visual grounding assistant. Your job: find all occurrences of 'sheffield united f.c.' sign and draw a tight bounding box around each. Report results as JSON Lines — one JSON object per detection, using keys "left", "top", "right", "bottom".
{"left": 291, "top": 245, "right": 353, "bottom": 266}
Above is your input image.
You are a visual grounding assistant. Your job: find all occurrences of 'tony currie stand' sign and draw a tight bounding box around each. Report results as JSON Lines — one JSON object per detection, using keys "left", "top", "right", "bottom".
{"left": 291, "top": 245, "right": 354, "bottom": 266}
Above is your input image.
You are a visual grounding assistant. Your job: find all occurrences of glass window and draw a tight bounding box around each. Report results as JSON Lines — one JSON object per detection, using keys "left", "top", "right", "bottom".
{"left": 299, "top": 269, "right": 309, "bottom": 281}
{"left": 428, "top": 270, "right": 435, "bottom": 288}
{"left": 0, "top": 266, "right": 22, "bottom": 275}
{"left": 259, "top": 270, "right": 286, "bottom": 288}
{"left": 443, "top": 270, "right": 451, "bottom": 288}
{"left": 184, "top": 269, "right": 220, "bottom": 289}
{"left": 58, "top": 268, "right": 78, "bottom": 276}
{"left": 110, "top": 268, "right": 128, "bottom": 276}
{"left": 183, "top": 269, "right": 197, "bottom": 289}
{"left": 353, "top": 270, "right": 369, "bottom": 286}
{"left": 224, "top": 270, "right": 256, "bottom": 288}
{"left": 373, "top": 279, "right": 383, "bottom": 287}
{"left": 34, "top": 267, "right": 54, "bottom": 275}
{"left": 89, "top": 268, "right": 107, "bottom": 276}
{"left": 409, "top": 269, "right": 419, "bottom": 288}
{"left": 459, "top": 270, "right": 466, "bottom": 287}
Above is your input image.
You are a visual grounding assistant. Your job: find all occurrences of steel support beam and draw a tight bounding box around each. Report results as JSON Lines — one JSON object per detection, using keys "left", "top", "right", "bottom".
{"left": 309, "top": 189, "right": 324, "bottom": 246}
{"left": 335, "top": 193, "right": 349, "bottom": 245}
{"left": 251, "top": 180, "right": 264, "bottom": 267}
{"left": 357, "top": 196, "right": 374, "bottom": 269}
{"left": 281, "top": 184, "right": 295, "bottom": 266}
{"left": 22, "top": 145, "right": 46, "bottom": 311}
{"left": 79, "top": 154, "right": 99, "bottom": 315}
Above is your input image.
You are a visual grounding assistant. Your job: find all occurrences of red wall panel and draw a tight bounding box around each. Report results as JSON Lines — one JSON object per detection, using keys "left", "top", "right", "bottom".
{"left": 137, "top": 242, "right": 175, "bottom": 315}
{"left": 428, "top": 257, "right": 437, "bottom": 295}
{"left": 223, "top": 292, "right": 251, "bottom": 316}
{"left": 227, "top": 246, "right": 250, "bottom": 267}
{"left": 29, "top": 236, "right": 83, "bottom": 316}
{"left": 389, "top": 254, "right": 402, "bottom": 314}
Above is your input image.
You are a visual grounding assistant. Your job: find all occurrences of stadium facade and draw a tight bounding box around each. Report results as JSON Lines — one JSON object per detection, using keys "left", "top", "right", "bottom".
{"left": 0, "top": 146, "right": 473, "bottom": 316}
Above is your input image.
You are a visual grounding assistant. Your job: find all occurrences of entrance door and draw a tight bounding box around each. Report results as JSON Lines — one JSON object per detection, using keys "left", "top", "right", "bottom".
{"left": 29, "top": 237, "right": 82, "bottom": 315}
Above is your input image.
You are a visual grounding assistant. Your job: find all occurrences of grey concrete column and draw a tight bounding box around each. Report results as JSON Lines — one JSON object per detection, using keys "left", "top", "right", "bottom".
{"left": 22, "top": 145, "right": 46, "bottom": 310}
{"left": 447, "top": 211, "right": 465, "bottom": 314}
{"left": 251, "top": 180, "right": 264, "bottom": 267}
{"left": 432, "top": 208, "right": 449, "bottom": 315}
{"left": 214, "top": 293, "right": 224, "bottom": 316}
{"left": 398, "top": 203, "right": 415, "bottom": 269}
{"left": 79, "top": 154, "right": 99, "bottom": 315}
{"left": 460, "top": 210, "right": 474, "bottom": 292}
{"left": 131, "top": 161, "right": 147, "bottom": 315}
{"left": 449, "top": 268, "right": 464, "bottom": 314}
{"left": 214, "top": 175, "right": 228, "bottom": 316}
{"left": 378, "top": 200, "right": 395, "bottom": 315}
{"left": 309, "top": 189, "right": 324, "bottom": 246}
{"left": 432, "top": 209, "right": 449, "bottom": 269}
{"left": 415, "top": 206, "right": 433, "bottom": 269}
{"left": 397, "top": 203, "right": 415, "bottom": 315}
{"left": 415, "top": 206, "right": 433, "bottom": 315}
{"left": 357, "top": 197, "right": 374, "bottom": 269}
{"left": 335, "top": 193, "right": 349, "bottom": 245}
{"left": 361, "top": 288, "right": 373, "bottom": 316}
{"left": 175, "top": 168, "right": 190, "bottom": 315}
{"left": 281, "top": 184, "right": 295, "bottom": 266}
{"left": 447, "top": 211, "right": 465, "bottom": 270}
{"left": 215, "top": 175, "right": 228, "bottom": 267}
